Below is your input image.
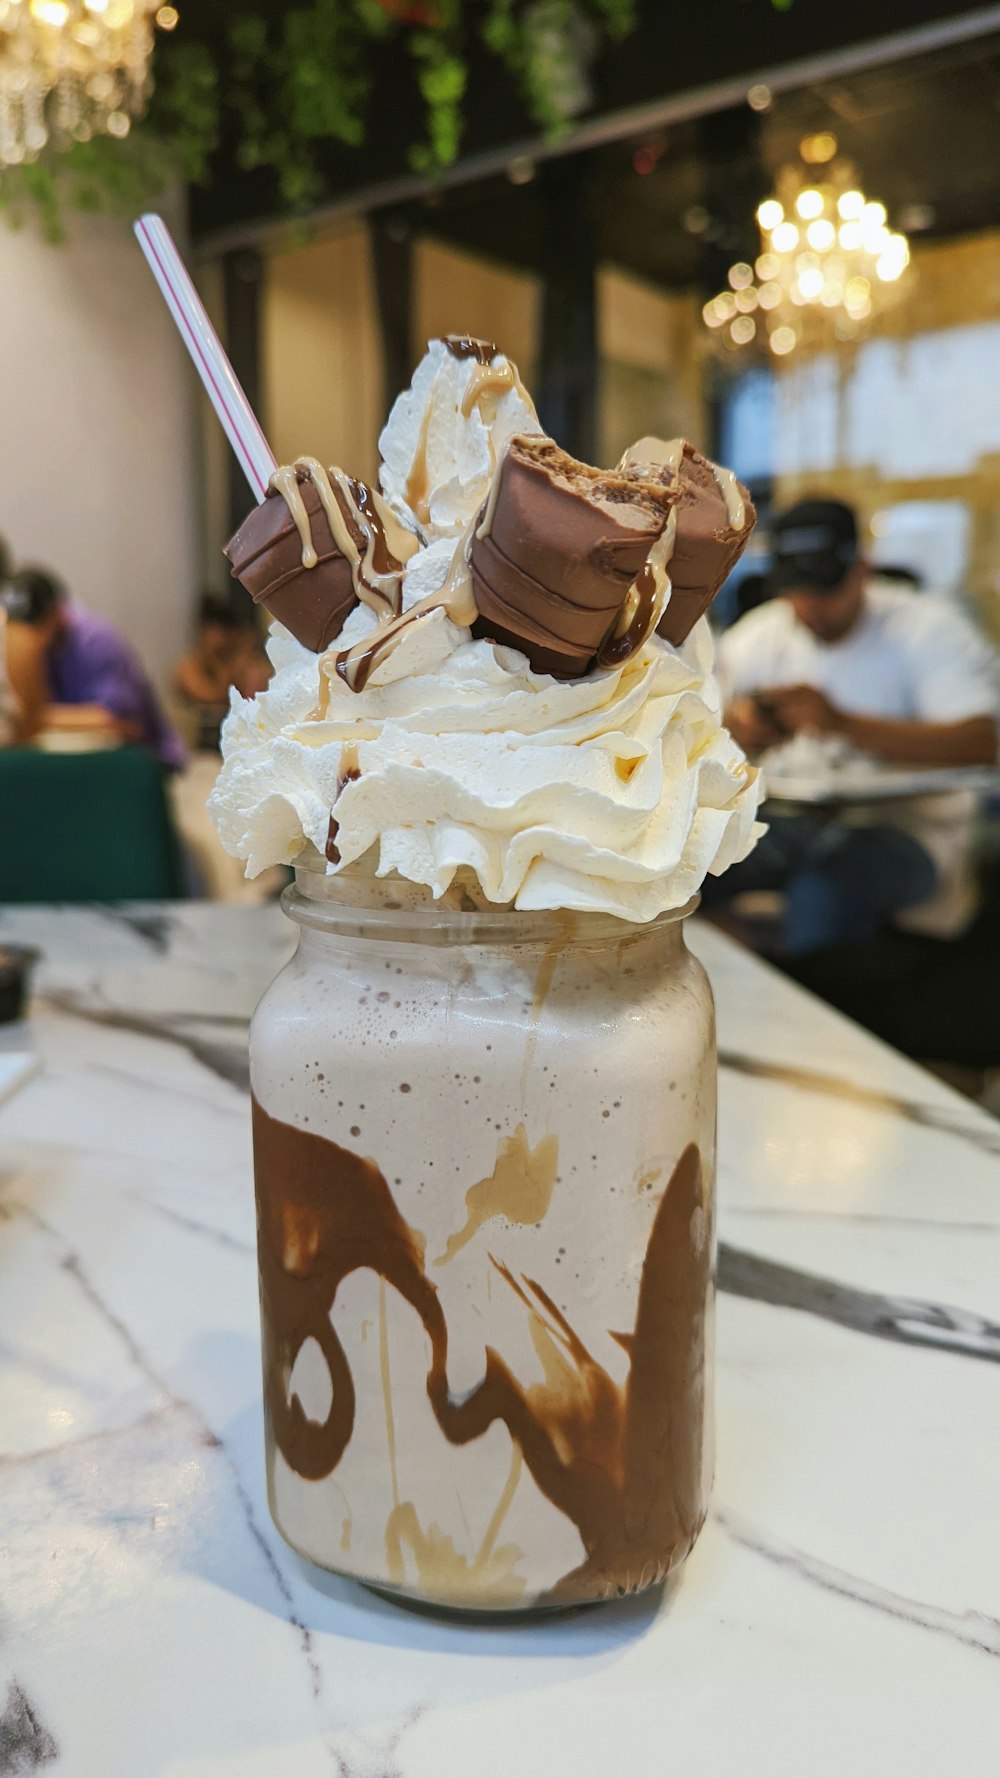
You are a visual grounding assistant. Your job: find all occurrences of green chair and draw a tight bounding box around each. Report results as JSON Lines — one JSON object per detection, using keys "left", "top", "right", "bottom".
{"left": 0, "top": 747, "right": 186, "bottom": 902}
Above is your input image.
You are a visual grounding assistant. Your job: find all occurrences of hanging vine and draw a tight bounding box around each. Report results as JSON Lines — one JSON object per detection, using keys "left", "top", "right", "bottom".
{"left": 0, "top": 1, "right": 791, "bottom": 236}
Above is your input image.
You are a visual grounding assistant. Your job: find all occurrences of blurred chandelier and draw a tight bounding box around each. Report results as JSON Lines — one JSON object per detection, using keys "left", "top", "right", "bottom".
{"left": 703, "top": 133, "right": 911, "bottom": 359}
{"left": 0, "top": 0, "right": 177, "bottom": 169}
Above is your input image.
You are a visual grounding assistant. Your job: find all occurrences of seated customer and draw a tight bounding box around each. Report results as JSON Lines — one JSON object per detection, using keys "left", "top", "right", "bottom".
{"left": 0, "top": 608, "right": 22, "bottom": 746}
{"left": 2, "top": 569, "right": 185, "bottom": 770}
{"left": 174, "top": 593, "right": 269, "bottom": 751}
{"left": 710, "top": 499, "right": 1000, "bottom": 955}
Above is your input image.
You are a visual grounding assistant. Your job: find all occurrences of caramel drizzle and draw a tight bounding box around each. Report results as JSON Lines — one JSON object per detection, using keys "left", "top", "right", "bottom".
{"left": 334, "top": 526, "right": 477, "bottom": 694}
{"left": 711, "top": 462, "right": 746, "bottom": 531}
{"left": 597, "top": 508, "right": 677, "bottom": 670}
{"left": 460, "top": 359, "right": 532, "bottom": 419}
{"left": 270, "top": 457, "right": 415, "bottom": 619}
{"left": 597, "top": 434, "right": 746, "bottom": 667}
{"left": 269, "top": 464, "right": 319, "bottom": 567}
{"left": 616, "top": 436, "right": 685, "bottom": 479}
{"left": 404, "top": 406, "right": 434, "bottom": 529}
{"left": 620, "top": 436, "right": 744, "bottom": 532}
{"left": 404, "top": 344, "right": 535, "bottom": 535}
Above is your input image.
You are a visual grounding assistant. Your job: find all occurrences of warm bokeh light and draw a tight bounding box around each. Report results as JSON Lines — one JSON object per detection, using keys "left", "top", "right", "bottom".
{"left": 3, "top": 0, "right": 162, "bottom": 165}
{"left": 772, "top": 221, "right": 799, "bottom": 253}
{"left": 838, "top": 190, "right": 865, "bottom": 220}
{"left": 807, "top": 218, "right": 835, "bottom": 251}
{"left": 703, "top": 151, "right": 909, "bottom": 358}
{"left": 800, "top": 132, "right": 838, "bottom": 164}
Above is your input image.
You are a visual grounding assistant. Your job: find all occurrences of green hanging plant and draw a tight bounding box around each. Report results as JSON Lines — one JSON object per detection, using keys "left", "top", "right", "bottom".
{"left": 0, "top": 39, "right": 219, "bottom": 242}
{"left": 0, "top": 0, "right": 793, "bottom": 236}
{"left": 222, "top": 0, "right": 639, "bottom": 207}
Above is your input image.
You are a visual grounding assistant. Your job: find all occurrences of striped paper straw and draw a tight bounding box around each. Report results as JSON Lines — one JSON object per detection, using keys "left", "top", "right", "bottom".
{"left": 134, "top": 213, "right": 276, "bottom": 503}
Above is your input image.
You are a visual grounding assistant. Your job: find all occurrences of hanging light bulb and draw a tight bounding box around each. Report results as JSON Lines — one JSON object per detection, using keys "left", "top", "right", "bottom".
{"left": 0, "top": 0, "right": 173, "bottom": 167}
{"left": 772, "top": 221, "right": 799, "bottom": 253}
{"left": 702, "top": 147, "right": 909, "bottom": 358}
{"left": 807, "top": 219, "right": 835, "bottom": 251}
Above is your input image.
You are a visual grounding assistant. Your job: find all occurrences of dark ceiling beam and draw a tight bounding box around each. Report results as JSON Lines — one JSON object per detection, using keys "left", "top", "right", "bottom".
{"left": 194, "top": 4, "right": 1000, "bottom": 260}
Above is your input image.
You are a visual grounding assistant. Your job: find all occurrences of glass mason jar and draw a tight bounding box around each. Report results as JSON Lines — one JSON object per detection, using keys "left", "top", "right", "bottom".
{"left": 250, "top": 868, "right": 717, "bottom": 1614}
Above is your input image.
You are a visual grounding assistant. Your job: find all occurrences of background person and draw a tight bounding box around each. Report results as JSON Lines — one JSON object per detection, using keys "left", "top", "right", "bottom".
{"left": 0, "top": 608, "right": 21, "bottom": 746}
{"left": 0, "top": 539, "right": 19, "bottom": 746}
{"left": 711, "top": 499, "right": 1000, "bottom": 955}
{"left": 1, "top": 568, "right": 185, "bottom": 770}
{"left": 174, "top": 593, "right": 270, "bottom": 752}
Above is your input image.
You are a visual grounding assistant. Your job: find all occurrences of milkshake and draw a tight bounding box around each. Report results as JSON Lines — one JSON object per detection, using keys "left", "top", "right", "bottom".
{"left": 210, "top": 335, "right": 762, "bottom": 1611}
{"left": 251, "top": 878, "right": 715, "bottom": 1608}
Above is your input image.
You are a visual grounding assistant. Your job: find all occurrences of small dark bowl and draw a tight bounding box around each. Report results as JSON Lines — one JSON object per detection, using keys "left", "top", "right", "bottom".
{"left": 0, "top": 947, "right": 40, "bottom": 1025}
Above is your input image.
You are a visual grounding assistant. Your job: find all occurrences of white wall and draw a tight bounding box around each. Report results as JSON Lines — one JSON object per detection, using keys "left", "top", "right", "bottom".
{"left": 0, "top": 196, "right": 198, "bottom": 691}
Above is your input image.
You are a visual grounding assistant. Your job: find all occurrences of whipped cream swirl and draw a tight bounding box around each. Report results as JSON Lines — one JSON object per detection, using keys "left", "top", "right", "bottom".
{"left": 211, "top": 558, "right": 762, "bottom": 921}
{"left": 378, "top": 336, "right": 542, "bottom": 539}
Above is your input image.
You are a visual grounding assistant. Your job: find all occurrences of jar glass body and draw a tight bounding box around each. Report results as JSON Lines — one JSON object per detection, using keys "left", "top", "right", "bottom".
{"left": 249, "top": 871, "right": 717, "bottom": 1613}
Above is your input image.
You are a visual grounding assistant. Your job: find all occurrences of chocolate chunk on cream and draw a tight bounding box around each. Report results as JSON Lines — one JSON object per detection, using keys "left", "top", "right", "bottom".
{"left": 469, "top": 436, "right": 678, "bottom": 678}
{"left": 618, "top": 438, "right": 756, "bottom": 648}
{"left": 469, "top": 434, "right": 755, "bottom": 678}
{"left": 225, "top": 459, "right": 417, "bottom": 654}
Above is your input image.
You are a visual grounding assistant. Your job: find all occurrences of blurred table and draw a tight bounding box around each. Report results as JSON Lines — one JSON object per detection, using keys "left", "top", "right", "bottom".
{"left": 0, "top": 903, "right": 998, "bottom": 1776}
{"left": 762, "top": 762, "right": 1000, "bottom": 809}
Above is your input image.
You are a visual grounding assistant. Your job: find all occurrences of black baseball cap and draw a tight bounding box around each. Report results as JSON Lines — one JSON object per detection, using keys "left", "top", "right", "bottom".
{"left": 769, "top": 499, "right": 859, "bottom": 594}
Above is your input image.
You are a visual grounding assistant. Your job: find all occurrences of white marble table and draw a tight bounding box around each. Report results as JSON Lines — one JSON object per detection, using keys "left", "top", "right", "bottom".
{"left": 1, "top": 903, "right": 997, "bottom": 1777}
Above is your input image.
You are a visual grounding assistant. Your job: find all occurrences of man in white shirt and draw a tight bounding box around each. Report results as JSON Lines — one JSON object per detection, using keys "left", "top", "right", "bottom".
{"left": 712, "top": 499, "right": 1000, "bottom": 954}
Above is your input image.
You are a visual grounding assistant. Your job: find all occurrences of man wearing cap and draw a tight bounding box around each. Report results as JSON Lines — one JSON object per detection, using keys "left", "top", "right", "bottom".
{"left": 713, "top": 498, "right": 1000, "bottom": 954}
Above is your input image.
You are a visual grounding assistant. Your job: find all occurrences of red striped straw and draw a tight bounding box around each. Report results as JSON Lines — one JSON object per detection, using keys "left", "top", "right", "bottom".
{"left": 134, "top": 213, "right": 276, "bottom": 503}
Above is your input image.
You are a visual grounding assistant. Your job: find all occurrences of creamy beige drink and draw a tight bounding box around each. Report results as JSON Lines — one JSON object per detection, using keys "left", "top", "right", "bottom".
{"left": 211, "top": 336, "right": 761, "bottom": 1611}
{"left": 250, "top": 879, "right": 716, "bottom": 1608}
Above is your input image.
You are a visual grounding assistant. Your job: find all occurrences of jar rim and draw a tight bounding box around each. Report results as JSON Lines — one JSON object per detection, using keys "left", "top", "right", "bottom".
{"left": 284, "top": 866, "right": 698, "bottom": 946}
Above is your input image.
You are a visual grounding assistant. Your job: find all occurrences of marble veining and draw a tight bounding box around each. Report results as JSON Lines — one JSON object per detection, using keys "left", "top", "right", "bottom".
{"left": 0, "top": 1679, "right": 59, "bottom": 1772}
{"left": 718, "top": 1047, "right": 1000, "bottom": 1157}
{"left": 0, "top": 903, "right": 997, "bottom": 1776}
{"left": 714, "top": 1508, "right": 1000, "bottom": 1660}
{"left": 718, "top": 1243, "right": 1000, "bottom": 1363}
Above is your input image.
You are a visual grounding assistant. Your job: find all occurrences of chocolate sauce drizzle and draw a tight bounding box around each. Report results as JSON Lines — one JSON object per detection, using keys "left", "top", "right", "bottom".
{"left": 439, "top": 334, "right": 499, "bottom": 364}
{"left": 324, "top": 746, "right": 362, "bottom": 862}
{"left": 252, "top": 1100, "right": 710, "bottom": 1602}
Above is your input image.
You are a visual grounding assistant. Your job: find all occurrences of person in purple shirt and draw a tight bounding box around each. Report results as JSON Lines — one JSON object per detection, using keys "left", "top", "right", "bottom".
{"left": 1, "top": 568, "right": 185, "bottom": 770}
